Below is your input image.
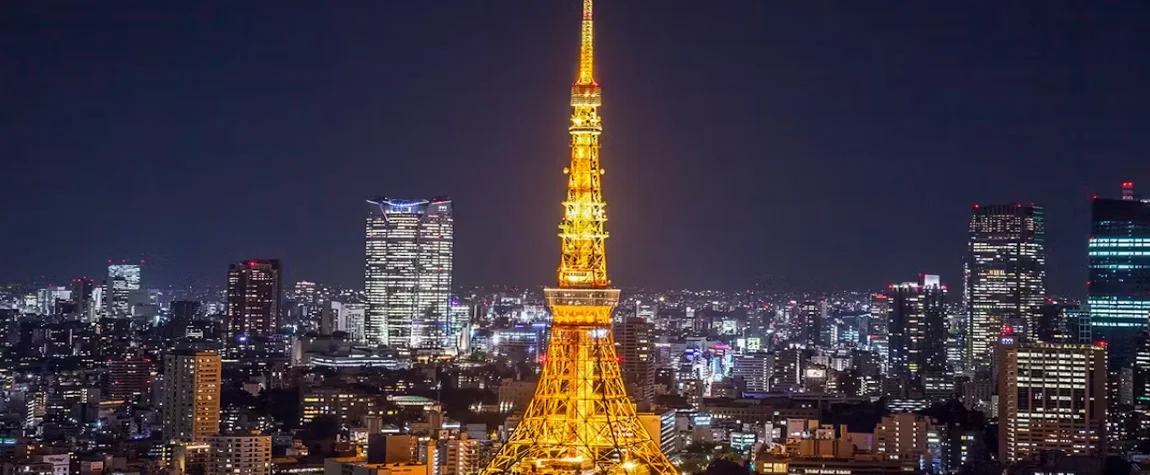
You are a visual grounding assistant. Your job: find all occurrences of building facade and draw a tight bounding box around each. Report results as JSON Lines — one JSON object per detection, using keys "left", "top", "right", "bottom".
{"left": 163, "top": 351, "right": 222, "bottom": 442}
{"left": 873, "top": 413, "right": 940, "bottom": 470}
{"left": 205, "top": 432, "right": 271, "bottom": 475}
{"left": 966, "top": 204, "right": 1046, "bottom": 371}
{"left": 733, "top": 352, "right": 775, "bottom": 393}
{"left": 225, "top": 260, "right": 282, "bottom": 342}
{"left": 444, "top": 435, "right": 482, "bottom": 475}
{"left": 105, "top": 263, "right": 141, "bottom": 319}
{"left": 883, "top": 275, "right": 948, "bottom": 385}
{"left": 1136, "top": 329, "right": 1150, "bottom": 407}
{"left": 300, "top": 386, "right": 380, "bottom": 424}
{"left": 364, "top": 198, "right": 454, "bottom": 349}
{"left": 771, "top": 344, "right": 805, "bottom": 393}
{"left": 997, "top": 341, "right": 1106, "bottom": 463}
{"left": 614, "top": 317, "right": 655, "bottom": 404}
{"left": 869, "top": 294, "right": 891, "bottom": 374}
{"left": 106, "top": 357, "right": 152, "bottom": 402}
{"left": 798, "top": 300, "right": 827, "bottom": 347}
{"left": 1088, "top": 185, "right": 1150, "bottom": 370}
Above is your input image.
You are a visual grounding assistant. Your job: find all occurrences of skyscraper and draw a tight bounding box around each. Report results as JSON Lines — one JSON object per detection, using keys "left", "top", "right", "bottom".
{"left": 997, "top": 340, "right": 1106, "bottom": 463}
{"left": 105, "top": 263, "right": 141, "bottom": 319}
{"left": 364, "top": 198, "right": 453, "bottom": 349}
{"left": 163, "top": 351, "right": 222, "bottom": 442}
{"left": 884, "top": 275, "right": 948, "bottom": 384}
{"left": 966, "top": 204, "right": 1046, "bottom": 371}
{"left": 798, "top": 299, "right": 826, "bottom": 347}
{"left": 225, "top": 260, "right": 282, "bottom": 342}
{"left": 1088, "top": 183, "right": 1150, "bottom": 370}
{"left": 1135, "top": 329, "right": 1150, "bottom": 406}
{"left": 1036, "top": 298, "right": 1080, "bottom": 343}
{"left": 869, "top": 293, "right": 891, "bottom": 373}
{"left": 171, "top": 301, "right": 202, "bottom": 321}
{"left": 70, "top": 277, "right": 95, "bottom": 322}
{"left": 614, "top": 317, "right": 655, "bottom": 404}
{"left": 448, "top": 297, "right": 472, "bottom": 352}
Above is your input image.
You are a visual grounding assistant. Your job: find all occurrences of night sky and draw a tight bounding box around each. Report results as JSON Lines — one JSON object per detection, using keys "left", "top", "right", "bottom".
{"left": 3, "top": 1, "right": 1149, "bottom": 294}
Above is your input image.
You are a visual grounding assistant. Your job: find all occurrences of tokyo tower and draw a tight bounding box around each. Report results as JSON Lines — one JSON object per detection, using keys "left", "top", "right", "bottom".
{"left": 480, "top": 1, "right": 677, "bottom": 475}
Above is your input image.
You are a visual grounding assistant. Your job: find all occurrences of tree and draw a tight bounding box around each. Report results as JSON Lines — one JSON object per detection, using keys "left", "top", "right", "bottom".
{"left": 298, "top": 415, "right": 341, "bottom": 443}
{"left": 702, "top": 459, "right": 750, "bottom": 475}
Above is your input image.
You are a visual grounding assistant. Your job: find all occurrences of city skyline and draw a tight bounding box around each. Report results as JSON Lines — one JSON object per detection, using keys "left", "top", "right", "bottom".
{"left": 4, "top": 1, "right": 1150, "bottom": 293}
{"left": 5, "top": 3, "right": 1150, "bottom": 472}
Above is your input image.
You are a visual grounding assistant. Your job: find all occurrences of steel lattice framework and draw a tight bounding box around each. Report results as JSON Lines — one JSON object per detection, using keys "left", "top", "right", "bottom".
{"left": 481, "top": 2, "right": 677, "bottom": 475}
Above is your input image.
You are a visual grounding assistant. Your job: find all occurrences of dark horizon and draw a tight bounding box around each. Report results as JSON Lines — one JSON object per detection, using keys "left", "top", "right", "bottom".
{"left": 3, "top": 1, "right": 1149, "bottom": 295}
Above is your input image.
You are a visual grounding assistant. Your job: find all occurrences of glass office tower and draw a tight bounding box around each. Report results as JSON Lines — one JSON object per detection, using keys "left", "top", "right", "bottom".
{"left": 1089, "top": 183, "right": 1150, "bottom": 369}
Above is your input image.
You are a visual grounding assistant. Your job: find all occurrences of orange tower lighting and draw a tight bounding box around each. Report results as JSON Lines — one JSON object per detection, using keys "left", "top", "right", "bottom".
{"left": 480, "top": 1, "right": 677, "bottom": 475}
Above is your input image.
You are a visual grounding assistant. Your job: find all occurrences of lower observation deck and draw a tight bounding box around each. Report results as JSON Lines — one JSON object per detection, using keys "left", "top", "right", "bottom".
{"left": 544, "top": 287, "right": 619, "bottom": 326}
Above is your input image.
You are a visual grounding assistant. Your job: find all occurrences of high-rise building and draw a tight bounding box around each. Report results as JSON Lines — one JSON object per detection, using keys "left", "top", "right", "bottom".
{"left": 364, "top": 198, "right": 454, "bottom": 349}
{"left": 322, "top": 301, "right": 366, "bottom": 341}
{"left": 798, "top": 299, "right": 827, "bottom": 347}
{"left": 70, "top": 277, "right": 95, "bottom": 321}
{"left": 300, "top": 386, "right": 378, "bottom": 425}
{"left": 733, "top": 352, "right": 775, "bottom": 393}
{"left": 205, "top": 432, "right": 271, "bottom": 475}
{"left": 966, "top": 204, "right": 1046, "bottom": 371}
{"left": 638, "top": 411, "right": 679, "bottom": 458}
{"left": 1135, "top": 329, "right": 1150, "bottom": 407}
{"left": 636, "top": 301, "right": 658, "bottom": 321}
{"left": 171, "top": 301, "right": 203, "bottom": 321}
{"left": 771, "top": 344, "right": 805, "bottom": 393}
{"left": 1035, "top": 299, "right": 1081, "bottom": 343}
{"left": 883, "top": 275, "right": 948, "bottom": 383}
{"left": 997, "top": 340, "right": 1106, "bottom": 463}
{"left": 614, "top": 317, "right": 655, "bottom": 404}
{"left": 171, "top": 441, "right": 212, "bottom": 475}
{"left": 869, "top": 294, "right": 891, "bottom": 373}
{"left": 444, "top": 435, "right": 483, "bottom": 475}
{"left": 35, "top": 286, "right": 71, "bottom": 316}
{"left": 1088, "top": 183, "right": 1150, "bottom": 370}
{"left": 873, "top": 413, "right": 940, "bottom": 469}
{"left": 225, "top": 260, "right": 282, "bottom": 342}
{"left": 482, "top": 2, "right": 675, "bottom": 473}
{"left": 448, "top": 297, "right": 472, "bottom": 352}
{"left": 107, "top": 357, "right": 152, "bottom": 402}
{"left": 163, "top": 351, "right": 222, "bottom": 442}
{"left": 105, "top": 263, "right": 141, "bottom": 319}
{"left": 294, "top": 281, "right": 318, "bottom": 305}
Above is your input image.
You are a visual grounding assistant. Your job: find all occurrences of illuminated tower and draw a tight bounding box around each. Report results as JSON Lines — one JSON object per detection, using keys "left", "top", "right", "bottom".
{"left": 481, "top": 2, "right": 677, "bottom": 475}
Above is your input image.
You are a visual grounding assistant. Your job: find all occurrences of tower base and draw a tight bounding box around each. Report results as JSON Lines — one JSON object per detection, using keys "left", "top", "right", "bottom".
{"left": 481, "top": 289, "right": 676, "bottom": 475}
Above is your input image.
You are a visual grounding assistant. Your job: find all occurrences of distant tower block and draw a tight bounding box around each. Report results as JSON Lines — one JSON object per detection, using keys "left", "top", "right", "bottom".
{"left": 480, "top": 1, "right": 676, "bottom": 475}
{"left": 1123, "top": 181, "right": 1135, "bottom": 201}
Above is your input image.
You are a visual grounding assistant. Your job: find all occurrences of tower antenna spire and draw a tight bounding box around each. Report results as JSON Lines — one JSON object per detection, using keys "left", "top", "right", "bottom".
{"left": 577, "top": 0, "right": 595, "bottom": 85}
